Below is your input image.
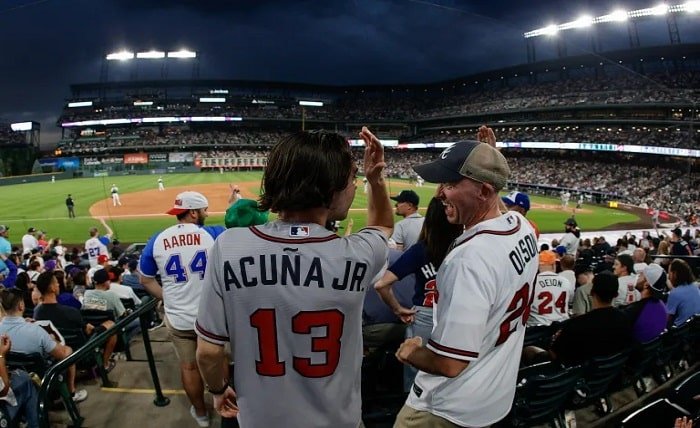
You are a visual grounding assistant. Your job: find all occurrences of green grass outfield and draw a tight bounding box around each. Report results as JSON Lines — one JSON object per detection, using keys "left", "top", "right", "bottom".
{"left": 0, "top": 172, "right": 639, "bottom": 245}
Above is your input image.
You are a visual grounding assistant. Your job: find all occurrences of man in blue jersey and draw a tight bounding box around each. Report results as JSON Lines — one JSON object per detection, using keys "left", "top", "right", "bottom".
{"left": 139, "top": 191, "right": 226, "bottom": 427}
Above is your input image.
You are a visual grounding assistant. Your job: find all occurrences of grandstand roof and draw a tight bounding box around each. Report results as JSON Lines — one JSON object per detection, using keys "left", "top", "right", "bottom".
{"left": 68, "top": 43, "right": 700, "bottom": 97}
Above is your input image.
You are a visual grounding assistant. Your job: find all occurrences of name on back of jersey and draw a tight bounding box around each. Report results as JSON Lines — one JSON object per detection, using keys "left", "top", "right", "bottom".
{"left": 508, "top": 233, "right": 538, "bottom": 275}
{"left": 163, "top": 233, "right": 201, "bottom": 250}
{"left": 222, "top": 254, "right": 368, "bottom": 292}
{"left": 538, "top": 277, "right": 565, "bottom": 288}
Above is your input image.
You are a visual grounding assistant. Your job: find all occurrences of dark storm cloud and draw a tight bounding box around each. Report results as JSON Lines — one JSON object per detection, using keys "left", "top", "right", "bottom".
{"left": 0, "top": 0, "right": 698, "bottom": 145}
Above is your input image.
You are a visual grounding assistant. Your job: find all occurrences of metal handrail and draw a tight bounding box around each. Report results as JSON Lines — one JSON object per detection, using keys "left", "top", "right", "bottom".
{"left": 37, "top": 296, "right": 170, "bottom": 427}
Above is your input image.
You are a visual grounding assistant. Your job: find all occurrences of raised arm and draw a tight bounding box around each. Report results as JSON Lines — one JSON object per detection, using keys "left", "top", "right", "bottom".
{"left": 359, "top": 127, "right": 393, "bottom": 237}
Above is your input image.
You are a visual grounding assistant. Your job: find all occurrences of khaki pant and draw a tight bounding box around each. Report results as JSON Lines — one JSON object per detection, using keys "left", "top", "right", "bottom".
{"left": 164, "top": 314, "right": 197, "bottom": 364}
{"left": 394, "top": 405, "right": 463, "bottom": 428}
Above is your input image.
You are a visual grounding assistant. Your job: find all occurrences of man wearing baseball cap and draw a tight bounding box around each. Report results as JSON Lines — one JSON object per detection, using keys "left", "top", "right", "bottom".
{"left": 624, "top": 263, "right": 668, "bottom": 343}
{"left": 502, "top": 191, "right": 539, "bottom": 238}
{"left": 560, "top": 217, "right": 580, "bottom": 256}
{"left": 140, "top": 190, "right": 227, "bottom": 427}
{"left": 21, "top": 227, "right": 39, "bottom": 256}
{"left": 0, "top": 225, "right": 11, "bottom": 256}
{"left": 390, "top": 189, "right": 424, "bottom": 251}
{"left": 394, "top": 141, "right": 539, "bottom": 427}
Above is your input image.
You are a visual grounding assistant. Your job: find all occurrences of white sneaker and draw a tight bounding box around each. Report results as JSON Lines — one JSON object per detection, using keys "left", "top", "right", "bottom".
{"left": 189, "top": 405, "right": 209, "bottom": 427}
{"left": 72, "top": 389, "right": 88, "bottom": 403}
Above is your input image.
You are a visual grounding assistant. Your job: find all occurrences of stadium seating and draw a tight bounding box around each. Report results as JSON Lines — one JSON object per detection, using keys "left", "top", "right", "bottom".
{"left": 569, "top": 351, "right": 630, "bottom": 415}
{"left": 620, "top": 398, "right": 690, "bottom": 428}
{"left": 498, "top": 361, "right": 583, "bottom": 427}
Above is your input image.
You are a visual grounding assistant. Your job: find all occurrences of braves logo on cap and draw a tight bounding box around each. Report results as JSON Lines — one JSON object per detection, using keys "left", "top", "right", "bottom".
{"left": 289, "top": 226, "right": 310, "bottom": 237}
{"left": 440, "top": 144, "right": 455, "bottom": 160}
{"left": 174, "top": 199, "right": 183, "bottom": 206}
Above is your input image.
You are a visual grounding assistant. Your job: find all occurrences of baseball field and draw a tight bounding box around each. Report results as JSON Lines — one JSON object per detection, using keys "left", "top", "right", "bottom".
{"left": 0, "top": 172, "right": 642, "bottom": 245}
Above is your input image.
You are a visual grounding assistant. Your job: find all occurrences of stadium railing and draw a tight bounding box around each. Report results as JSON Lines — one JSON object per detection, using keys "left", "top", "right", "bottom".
{"left": 36, "top": 297, "right": 169, "bottom": 428}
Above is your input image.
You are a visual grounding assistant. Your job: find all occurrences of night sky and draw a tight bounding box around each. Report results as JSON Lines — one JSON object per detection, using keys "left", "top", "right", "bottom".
{"left": 0, "top": 0, "right": 698, "bottom": 144}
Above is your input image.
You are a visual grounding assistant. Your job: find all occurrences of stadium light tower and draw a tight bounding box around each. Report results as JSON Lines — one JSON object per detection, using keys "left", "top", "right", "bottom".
{"left": 523, "top": 2, "right": 700, "bottom": 59}
{"left": 99, "top": 47, "right": 199, "bottom": 88}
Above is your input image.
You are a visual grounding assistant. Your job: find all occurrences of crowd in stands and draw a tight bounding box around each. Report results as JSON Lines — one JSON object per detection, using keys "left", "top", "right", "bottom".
{"left": 59, "top": 71, "right": 700, "bottom": 126}
{"left": 0, "top": 225, "right": 159, "bottom": 425}
{"left": 0, "top": 123, "right": 26, "bottom": 146}
{"left": 420, "top": 126, "right": 700, "bottom": 149}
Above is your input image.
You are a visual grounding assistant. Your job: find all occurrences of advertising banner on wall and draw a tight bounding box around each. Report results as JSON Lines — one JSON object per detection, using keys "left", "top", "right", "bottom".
{"left": 149, "top": 153, "right": 168, "bottom": 162}
{"left": 124, "top": 153, "right": 149, "bottom": 164}
{"left": 169, "top": 152, "right": 193, "bottom": 163}
{"left": 101, "top": 156, "right": 124, "bottom": 164}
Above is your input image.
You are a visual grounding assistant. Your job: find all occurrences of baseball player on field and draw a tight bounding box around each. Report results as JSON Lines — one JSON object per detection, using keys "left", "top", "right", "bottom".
{"left": 85, "top": 226, "right": 113, "bottom": 267}
{"left": 110, "top": 184, "right": 122, "bottom": 206}
{"left": 139, "top": 191, "right": 227, "bottom": 427}
{"left": 527, "top": 250, "right": 574, "bottom": 326}
{"left": 158, "top": 177, "right": 165, "bottom": 191}
{"left": 194, "top": 127, "right": 393, "bottom": 428}
{"left": 394, "top": 140, "right": 539, "bottom": 428}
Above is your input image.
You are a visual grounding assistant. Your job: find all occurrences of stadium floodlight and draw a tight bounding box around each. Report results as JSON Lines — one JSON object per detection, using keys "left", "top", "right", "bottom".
{"left": 68, "top": 101, "right": 93, "bottom": 108}
{"left": 136, "top": 50, "right": 165, "bottom": 59}
{"left": 651, "top": 3, "right": 669, "bottom": 14}
{"left": 106, "top": 51, "right": 135, "bottom": 61}
{"left": 682, "top": 1, "right": 700, "bottom": 11}
{"left": 570, "top": 15, "right": 594, "bottom": 28}
{"left": 542, "top": 24, "right": 559, "bottom": 36}
{"left": 299, "top": 100, "right": 324, "bottom": 107}
{"left": 199, "top": 97, "right": 226, "bottom": 103}
{"left": 133, "top": 101, "right": 153, "bottom": 106}
{"left": 10, "top": 122, "right": 32, "bottom": 131}
{"left": 606, "top": 9, "right": 627, "bottom": 22}
{"left": 167, "top": 50, "right": 196, "bottom": 58}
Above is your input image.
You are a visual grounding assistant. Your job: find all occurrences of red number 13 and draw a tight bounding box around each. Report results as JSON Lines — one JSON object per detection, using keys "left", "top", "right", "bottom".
{"left": 250, "top": 309, "right": 345, "bottom": 378}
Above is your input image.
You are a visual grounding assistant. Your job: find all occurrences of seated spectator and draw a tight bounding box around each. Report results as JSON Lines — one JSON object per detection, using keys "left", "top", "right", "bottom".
{"left": 120, "top": 260, "right": 143, "bottom": 292}
{"left": 0, "top": 254, "right": 17, "bottom": 289}
{"left": 54, "top": 270, "right": 80, "bottom": 310}
{"left": 33, "top": 272, "right": 117, "bottom": 372}
{"left": 632, "top": 248, "right": 649, "bottom": 274}
{"left": 572, "top": 264, "right": 594, "bottom": 316}
{"left": 105, "top": 267, "right": 141, "bottom": 307}
{"left": 624, "top": 264, "right": 668, "bottom": 343}
{"left": 0, "top": 289, "right": 87, "bottom": 402}
{"left": 667, "top": 259, "right": 700, "bottom": 327}
{"left": 0, "top": 334, "right": 39, "bottom": 428}
{"left": 548, "top": 272, "right": 634, "bottom": 366}
{"left": 527, "top": 251, "right": 574, "bottom": 326}
{"left": 613, "top": 254, "right": 641, "bottom": 306}
{"left": 82, "top": 269, "right": 125, "bottom": 319}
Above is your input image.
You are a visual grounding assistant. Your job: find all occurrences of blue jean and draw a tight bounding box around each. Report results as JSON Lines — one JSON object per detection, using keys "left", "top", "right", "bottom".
{"left": 5, "top": 370, "right": 39, "bottom": 428}
{"left": 404, "top": 306, "right": 433, "bottom": 392}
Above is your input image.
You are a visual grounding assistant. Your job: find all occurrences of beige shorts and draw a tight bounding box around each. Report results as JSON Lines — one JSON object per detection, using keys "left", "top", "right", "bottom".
{"left": 394, "top": 405, "right": 462, "bottom": 428}
{"left": 164, "top": 314, "right": 197, "bottom": 364}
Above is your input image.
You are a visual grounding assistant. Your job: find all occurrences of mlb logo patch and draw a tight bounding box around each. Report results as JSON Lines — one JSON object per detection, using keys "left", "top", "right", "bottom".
{"left": 289, "top": 226, "right": 310, "bottom": 237}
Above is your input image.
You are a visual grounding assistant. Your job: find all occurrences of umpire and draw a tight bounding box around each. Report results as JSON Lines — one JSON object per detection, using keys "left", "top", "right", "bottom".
{"left": 66, "top": 194, "right": 75, "bottom": 218}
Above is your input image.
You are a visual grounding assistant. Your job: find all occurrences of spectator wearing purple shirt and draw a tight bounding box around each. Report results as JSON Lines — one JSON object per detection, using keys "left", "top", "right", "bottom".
{"left": 624, "top": 264, "right": 668, "bottom": 343}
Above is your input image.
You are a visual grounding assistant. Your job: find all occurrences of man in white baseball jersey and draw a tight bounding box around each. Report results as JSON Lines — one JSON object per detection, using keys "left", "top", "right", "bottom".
{"left": 110, "top": 184, "right": 121, "bottom": 206}
{"left": 195, "top": 128, "right": 393, "bottom": 428}
{"left": 21, "top": 227, "right": 39, "bottom": 255}
{"left": 613, "top": 253, "right": 640, "bottom": 307}
{"left": 390, "top": 190, "right": 424, "bottom": 251}
{"left": 394, "top": 141, "right": 539, "bottom": 427}
{"left": 85, "top": 226, "right": 112, "bottom": 267}
{"left": 157, "top": 177, "right": 165, "bottom": 191}
{"left": 561, "top": 191, "right": 570, "bottom": 209}
{"left": 139, "top": 191, "right": 226, "bottom": 427}
{"left": 527, "top": 250, "right": 574, "bottom": 326}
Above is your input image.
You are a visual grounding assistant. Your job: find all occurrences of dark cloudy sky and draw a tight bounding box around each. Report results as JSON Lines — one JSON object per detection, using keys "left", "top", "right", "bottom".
{"left": 0, "top": 0, "right": 698, "bottom": 144}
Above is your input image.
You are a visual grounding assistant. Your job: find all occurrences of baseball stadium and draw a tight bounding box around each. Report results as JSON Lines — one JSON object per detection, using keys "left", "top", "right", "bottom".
{"left": 0, "top": 2, "right": 699, "bottom": 428}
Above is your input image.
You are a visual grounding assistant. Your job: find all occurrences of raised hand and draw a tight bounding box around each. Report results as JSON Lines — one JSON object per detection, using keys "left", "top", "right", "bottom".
{"left": 359, "top": 127, "right": 385, "bottom": 183}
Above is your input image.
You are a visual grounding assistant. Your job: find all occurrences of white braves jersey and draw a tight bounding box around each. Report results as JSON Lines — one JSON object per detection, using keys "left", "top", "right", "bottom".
{"left": 406, "top": 212, "right": 539, "bottom": 427}
{"left": 85, "top": 236, "right": 110, "bottom": 267}
{"left": 195, "top": 222, "right": 388, "bottom": 428}
{"left": 614, "top": 274, "right": 641, "bottom": 307}
{"left": 527, "top": 272, "right": 574, "bottom": 326}
{"left": 139, "top": 223, "right": 224, "bottom": 330}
